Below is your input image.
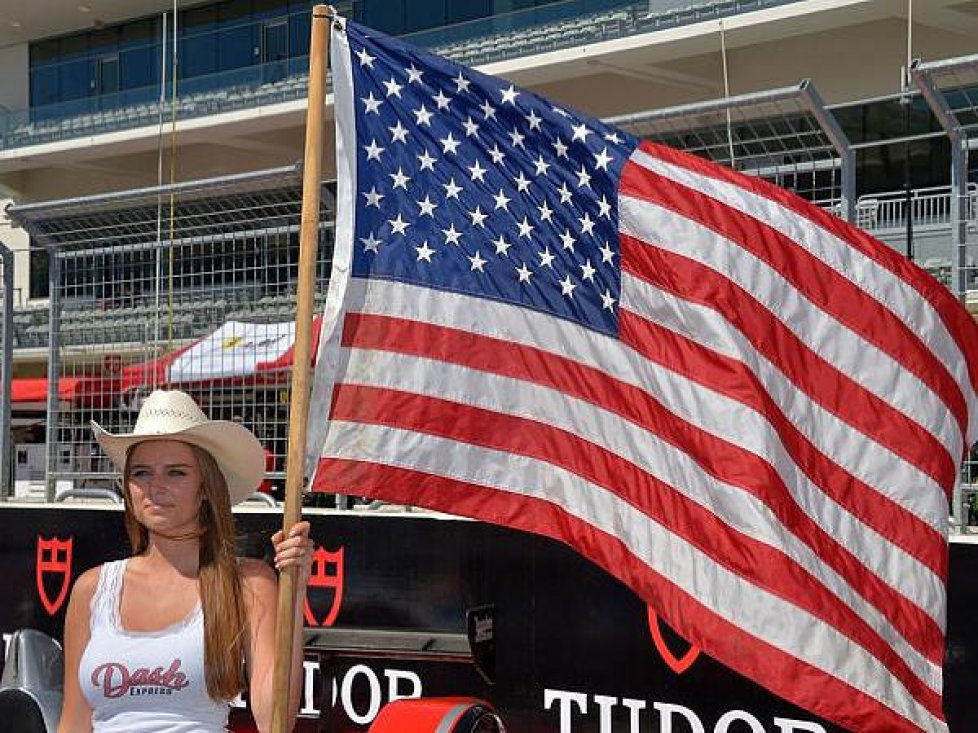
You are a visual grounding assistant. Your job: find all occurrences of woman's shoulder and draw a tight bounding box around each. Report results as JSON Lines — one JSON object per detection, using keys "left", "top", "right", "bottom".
{"left": 73, "top": 564, "right": 104, "bottom": 595}
{"left": 238, "top": 557, "right": 276, "bottom": 587}
{"left": 65, "top": 564, "right": 105, "bottom": 614}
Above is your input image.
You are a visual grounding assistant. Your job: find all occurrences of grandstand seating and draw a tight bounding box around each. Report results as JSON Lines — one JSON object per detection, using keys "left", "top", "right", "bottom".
{"left": 0, "top": 1, "right": 799, "bottom": 151}
{"left": 9, "top": 290, "right": 327, "bottom": 350}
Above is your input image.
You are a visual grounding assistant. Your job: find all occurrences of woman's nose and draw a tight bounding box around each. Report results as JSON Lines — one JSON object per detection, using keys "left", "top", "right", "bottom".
{"left": 144, "top": 475, "right": 165, "bottom": 497}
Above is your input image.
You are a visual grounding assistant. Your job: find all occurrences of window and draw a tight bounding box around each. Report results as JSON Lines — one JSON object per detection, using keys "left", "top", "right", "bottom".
{"left": 180, "top": 5, "right": 218, "bottom": 79}
{"left": 288, "top": 7, "right": 311, "bottom": 64}
{"left": 30, "top": 66, "right": 59, "bottom": 109}
{"left": 218, "top": 25, "right": 257, "bottom": 72}
{"left": 98, "top": 54, "right": 120, "bottom": 96}
{"left": 120, "top": 46, "right": 158, "bottom": 97}
{"left": 447, "top": 0, "right": 491, "bottom": 25}
{"left": 362, "top": 0, "right": 406, "bottom": 35}
{"left": 58, "top": 59, "right": 93, "bottom": 105}
{"left": 262, "top": 18, "right": 288, "bottom": 82}
{"left": 406, "top": 0, "right": 446, "bottom": 34}
{"left": 29, "top": 247, "right": 49, "bottom": 300}
{"left": 219, "top": 0, "right": 257, "bottom": 72}
{"left": 263, "top": 19, "right": 289, "bottom": 62}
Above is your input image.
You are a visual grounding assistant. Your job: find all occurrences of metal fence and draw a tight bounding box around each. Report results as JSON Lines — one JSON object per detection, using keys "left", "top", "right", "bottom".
{"left": 7, "top": 166, "right": 334, "bottom": 503}
{"left": 0, "top": 240, "right": 12, "bottom": 499}
{"left": 609, "top": 81, "right": 855, "bottom": 222}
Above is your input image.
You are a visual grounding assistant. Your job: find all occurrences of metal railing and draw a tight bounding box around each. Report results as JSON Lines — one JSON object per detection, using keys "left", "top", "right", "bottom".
{"left": 854, "top": 183, "right": 978, "bottom": 231}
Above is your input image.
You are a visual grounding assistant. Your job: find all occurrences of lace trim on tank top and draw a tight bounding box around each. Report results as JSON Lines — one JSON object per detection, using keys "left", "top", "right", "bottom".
{"left": 96, "top": 559, "right": 203, "bottom": 640}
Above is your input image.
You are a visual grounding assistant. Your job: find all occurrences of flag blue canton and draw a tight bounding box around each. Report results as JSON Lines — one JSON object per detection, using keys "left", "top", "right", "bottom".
{"left": 346, "top": 21, "right": 638, "bottom": 336}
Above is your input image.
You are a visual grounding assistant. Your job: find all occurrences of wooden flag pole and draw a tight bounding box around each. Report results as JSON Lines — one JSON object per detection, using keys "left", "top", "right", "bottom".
{"left": 270, "top": 5, "right": 332, "bottom": 732}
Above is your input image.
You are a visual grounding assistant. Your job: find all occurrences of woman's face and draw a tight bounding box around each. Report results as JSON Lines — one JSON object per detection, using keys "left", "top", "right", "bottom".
{"left": 127, "top": 440, "right": 204, "bottom": 536}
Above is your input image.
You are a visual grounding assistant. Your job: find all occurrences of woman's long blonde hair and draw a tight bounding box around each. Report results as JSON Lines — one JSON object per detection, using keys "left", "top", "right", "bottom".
{"left": 123, "top": 442, "right": 248, "bottom": 701}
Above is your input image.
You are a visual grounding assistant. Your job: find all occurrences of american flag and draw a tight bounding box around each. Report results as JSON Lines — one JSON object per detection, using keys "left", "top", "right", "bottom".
{"left": 308, "top": 18, "right": 978, "bottom": 732}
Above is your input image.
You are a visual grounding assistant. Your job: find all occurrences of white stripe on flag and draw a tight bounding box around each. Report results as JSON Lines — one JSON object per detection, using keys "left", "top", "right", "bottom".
{"left": 323, "top": 420, "right": 947, "bottom": 733}
{"left": 621, "top": 270, "right": 949, "bottom": 532}
{"left": 341, "top": 277, "right": 945, "bottom": 624}
{"left": 619, "top": 193, "right": 961, "bottom": 460}
{"left": 339, "top": 342, "right": 943, "bottom": 687}
{"left": 630, "top": 146, "right": 978, "bottom": 443}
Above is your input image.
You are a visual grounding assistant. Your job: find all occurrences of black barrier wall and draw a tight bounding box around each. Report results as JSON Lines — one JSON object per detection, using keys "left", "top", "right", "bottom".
{"left": 3, "top": 507, "right": 975, "bottom": 731}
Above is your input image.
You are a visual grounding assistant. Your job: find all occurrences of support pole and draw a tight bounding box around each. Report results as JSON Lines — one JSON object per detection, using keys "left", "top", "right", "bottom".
{"left": 800, "top": 81, "right": 855, "bottom": 223}
{"left": 0, "top": 240, "right": 13, "bottom": 500}
{"left": 270, "top": 5, "right": 331, "bottom": 732}
{"left": 44, "top": 247, "right": 60, "bottom": 502}
{"left": 911, "top": 57, "right": 970, "bottom": 532}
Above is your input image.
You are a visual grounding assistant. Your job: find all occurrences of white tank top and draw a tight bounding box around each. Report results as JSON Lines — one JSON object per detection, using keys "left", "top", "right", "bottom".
{"left": 78, "top": 559, "right": 231, "bottom": 733}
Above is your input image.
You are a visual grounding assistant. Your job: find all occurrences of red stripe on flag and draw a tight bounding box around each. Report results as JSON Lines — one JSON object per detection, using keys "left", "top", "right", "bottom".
{"left": 619, "top": 307, "right": 948, "bottom": 581}
{"left": 329, "top": 381, "right": 945, "bottom": 701}
{"left": 620, "top": 234, "right": 956, "bottom": 493}
{"left": 338, "top": 313, "right": 944, "bottom": 663}
{"left": 619, "top": 158, "right": 968, "bottom": 445}
{"left": 313, "top": 457, "right": 937, "bottom": 733}
{"left": 637, "top": 140, "right": 978, "bottom": 406}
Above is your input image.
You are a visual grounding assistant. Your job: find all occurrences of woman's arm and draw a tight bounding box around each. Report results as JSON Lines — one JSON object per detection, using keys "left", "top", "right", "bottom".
{"left": 57, "top": 566, "right": 98, "bottom": 733}
{"left": 242, "top": 521, "right": 313, "bottom": 732}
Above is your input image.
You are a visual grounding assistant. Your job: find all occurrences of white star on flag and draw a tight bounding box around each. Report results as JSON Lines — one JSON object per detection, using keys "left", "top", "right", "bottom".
{"left": 415, "top": 241, "right": 435, "bottom": 262}
{"left": 362, "top": 92, "right": 382, "bottom": 114}
{"left": 363, "top": 139, "right": 384, "bottom": 161}
{"left": 359, "top": 232, "right": 381, "bottom": 253}
{"left": 468, "top": 251, "right": 488, "bottom": 272}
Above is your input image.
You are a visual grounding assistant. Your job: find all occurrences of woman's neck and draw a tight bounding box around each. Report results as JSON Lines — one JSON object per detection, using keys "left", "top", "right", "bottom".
{"left": 141, "top": 534, "right": 202, "bottom": 578}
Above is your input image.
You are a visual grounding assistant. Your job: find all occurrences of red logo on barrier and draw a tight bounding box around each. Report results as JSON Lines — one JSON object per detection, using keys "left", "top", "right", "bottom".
{"left": 36, "top": 536, "right": 73, "bottom": 616}
{"left": 303, "top": 546, "right": 344, "bottom": 627}
{"left": 647, "top": 607, "right": 701, "bottom": 675}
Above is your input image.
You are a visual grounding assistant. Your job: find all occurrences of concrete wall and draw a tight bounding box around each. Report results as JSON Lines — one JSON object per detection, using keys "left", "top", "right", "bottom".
{"left": 0, "top": 202, "right": 30, "bottom": 310}
{"left": 0, "top": 44, "right": 29, "bottom": 114}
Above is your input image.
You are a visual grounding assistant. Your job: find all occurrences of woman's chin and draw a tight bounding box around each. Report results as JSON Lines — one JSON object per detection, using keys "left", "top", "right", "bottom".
{"left": 141, "top": 516, "right": 198, "bottom": 536}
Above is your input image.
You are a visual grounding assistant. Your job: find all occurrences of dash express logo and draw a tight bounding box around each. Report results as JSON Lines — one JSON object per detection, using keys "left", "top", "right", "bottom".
{"left": 303, "top": 546, "right": 345, "bottom": 627}
{"left": 647, "top": 607, "right": 700, "bottom": 674}
{"left": 36, "top": 536, "right": 73, "bottom": 616}
{"left": 91, "top": 659, "right": 190, "bottom": 698}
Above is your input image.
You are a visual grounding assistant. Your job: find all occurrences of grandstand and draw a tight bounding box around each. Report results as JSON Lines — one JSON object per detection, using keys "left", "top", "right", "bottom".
{"left": 1, "top": 0, "right": 978, "bottom": 522}
{"left": 0, "top": 1, "right": 803, "bottom": 152}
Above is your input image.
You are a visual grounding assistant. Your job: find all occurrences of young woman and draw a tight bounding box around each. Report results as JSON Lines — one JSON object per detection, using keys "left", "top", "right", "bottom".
{"left": 58, "top": 389, "right": 314, "bottom": 733}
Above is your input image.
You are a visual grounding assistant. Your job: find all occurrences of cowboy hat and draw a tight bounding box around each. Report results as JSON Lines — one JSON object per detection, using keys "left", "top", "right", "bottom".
{"left": 91, "top": 389, "right": 265, "bottom": 506}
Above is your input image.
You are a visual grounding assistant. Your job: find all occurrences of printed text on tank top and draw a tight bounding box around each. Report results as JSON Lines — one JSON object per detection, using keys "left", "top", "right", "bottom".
{"left": 105, "top": 561, "right": 200, "bottom": 699}
{"left": 91, "top": 658, "right": 191, "bottom": 698}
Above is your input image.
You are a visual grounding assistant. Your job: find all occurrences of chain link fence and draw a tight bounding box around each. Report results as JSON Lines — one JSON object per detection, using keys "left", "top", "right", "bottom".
{"left": 7, "top": 166, "right": 334, "bottom": 503}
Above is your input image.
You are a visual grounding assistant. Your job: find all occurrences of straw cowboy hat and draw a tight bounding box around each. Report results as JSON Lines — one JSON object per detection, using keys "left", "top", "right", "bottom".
{"left": 92, "top": 389, "right": 265, "bottom": 505}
